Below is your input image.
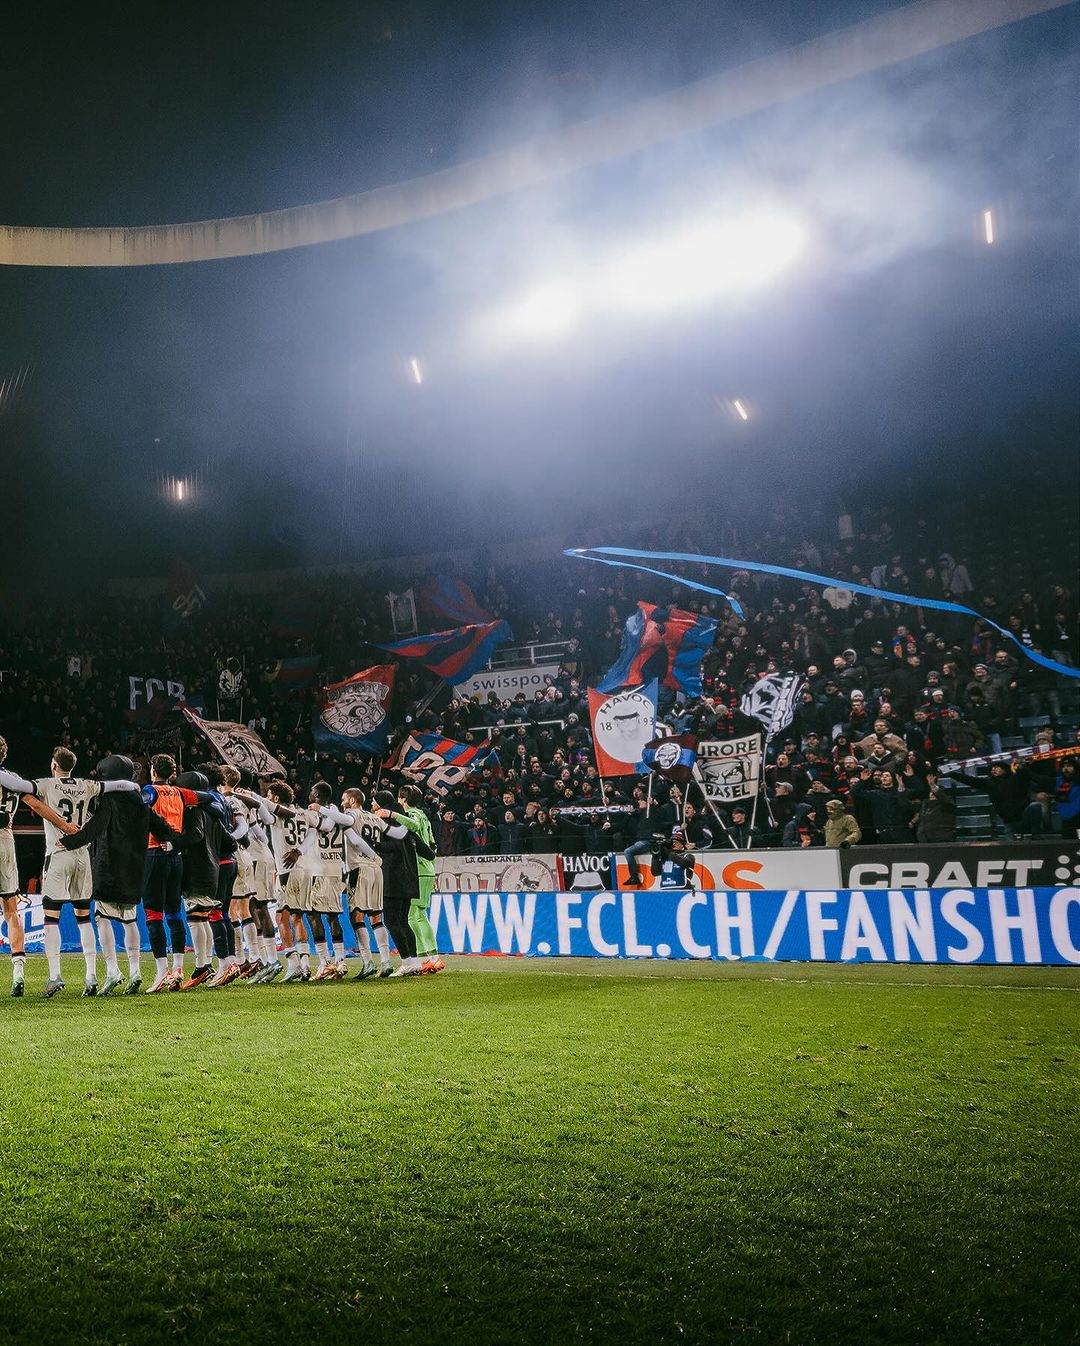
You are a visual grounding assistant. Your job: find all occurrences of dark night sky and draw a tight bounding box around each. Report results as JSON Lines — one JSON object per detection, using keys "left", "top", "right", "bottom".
{"left": 0, "top": 0, "right": 1077, "bottom": 580}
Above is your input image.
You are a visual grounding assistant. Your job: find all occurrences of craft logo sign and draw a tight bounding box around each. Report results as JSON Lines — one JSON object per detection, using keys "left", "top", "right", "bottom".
{"left": 840, "top": 842, "right": 1080, "bottom": 890}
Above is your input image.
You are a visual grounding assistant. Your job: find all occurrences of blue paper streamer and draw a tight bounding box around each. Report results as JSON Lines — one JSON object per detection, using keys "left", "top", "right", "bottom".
{"left": 566, "top": 546, "right": 1080, "bottom": 681}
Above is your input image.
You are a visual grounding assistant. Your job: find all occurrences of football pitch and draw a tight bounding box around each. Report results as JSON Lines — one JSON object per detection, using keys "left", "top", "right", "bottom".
{"left": 1, "top": 957, "right": 1077, "bottom": 1346}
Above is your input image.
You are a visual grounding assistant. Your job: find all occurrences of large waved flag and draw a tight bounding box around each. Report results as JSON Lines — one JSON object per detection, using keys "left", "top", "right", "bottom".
{"left": 419, "top": 575, "right": 494, "bottom": 627}
{"left": 313, "top": 665, "right": 396, "bottom": 754}
{"left": 384, "top": 732, "right": 499, "bottom": 798}
{"left": 740, "top": 672, "right": 805, "bottom": 740}
{"left": 588, "top": 680, "right": 658, "bottom": 776}
{"left": 374, "top": 620, "right": 513, "bottom": 683}
{"left": 598, "top": 603, "right": 716, "bottom": 696}
{"left": 181, "top": 706, "right": 287, "bottom": 779}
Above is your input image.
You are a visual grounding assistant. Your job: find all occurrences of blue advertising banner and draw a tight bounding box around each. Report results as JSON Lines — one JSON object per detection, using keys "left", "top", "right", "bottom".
{"left": 430, "top": 888, "right": 1080, "bottom": 966}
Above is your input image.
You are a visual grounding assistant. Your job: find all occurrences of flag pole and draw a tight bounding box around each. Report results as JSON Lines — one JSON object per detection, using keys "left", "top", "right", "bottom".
{"left": 599, "top": 775, "right": 609, "bottom": 806}
{"left": 644, "top": 769, "right": 653, "bottom": 819}
{"left": 692, "top": 765, "right": 738, "bottom": 849}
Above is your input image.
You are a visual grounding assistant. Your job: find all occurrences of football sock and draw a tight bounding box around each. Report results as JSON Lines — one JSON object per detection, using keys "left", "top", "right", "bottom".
{"left": 97, "top": 917, "right": 120, "bottom": 978}
{"left": 167, "top": 917, "right": 187, "bottom": 960}
{"left": 124, "top": 921, "right": 141, "bottom": 978}
{"left": 154, "top": 956, "right": 169, "bottom": 980}
{"left": 78, "top": 918, "right": 97, "bottom": 980}
{"left": 12, "top": 954, "right": 25, "bottom": 983}
{"left": 146, "top": 912, "right": 168, "bottom": 959}
{"left": 44, "top": 923, "right": 62, "bottom": 980}
{"left": 314, "top": 940, "right": 329, "bottom": 968}
{"left": 241, "top": 919, "right": 258, "bottom": 959}
{"left": 374, "top": 924, "right": 391, "bottom": 965}
{"left": 171, "top": 950, "right": 185, "bottom": 973}
{"left": 300, "top": 952, "right": 311, "bottom": 974}
{"left": 354, "top": 923, "right": 372, "bottom": 962}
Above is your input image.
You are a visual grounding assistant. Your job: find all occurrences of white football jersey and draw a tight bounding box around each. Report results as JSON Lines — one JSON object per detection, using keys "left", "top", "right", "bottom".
{"left": 345, "top": 808, "right": 384, "bottom": 869}
{"left": 33, "top": 777, "right": 103, "bottom": 853}
{"left": 243, "top": 803, "right": 276, "bottom": 867}
{"left": 302, "top": 809, "right": 346, "bottom": 880}
{"left": 268, "top": 809, "right": 312, "bottom": 871}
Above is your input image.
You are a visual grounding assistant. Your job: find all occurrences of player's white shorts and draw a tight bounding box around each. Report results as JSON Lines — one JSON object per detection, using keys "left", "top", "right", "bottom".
{"left": 348, "top": 863, "right": 384, "bottom": 913}
{"left": 183, "top": 892, "right": 219, "bottom": 914}
{"left": 96, "top": 897, "right": 138, "bottom": 922}
{"left": 252, "top": 860, "right": 276, "bottom": 905}
{"left": 235, "top": 851, "right": 256, "bottom": 896}
{"left": 0, "top": 830, "right": 18, "bottom": 896}
{"left": 307, "top": 874, "right": 345, "bottom": 914}
{"left": 281, "top": 871, "right": 311, "bottom": 912}
{"left": 41, "top": 849, "right": 92, "bottom": 906}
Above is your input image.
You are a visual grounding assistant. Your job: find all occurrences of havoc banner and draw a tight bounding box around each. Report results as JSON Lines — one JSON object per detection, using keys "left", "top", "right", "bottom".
{"left": 431, "top": 888, "right": 1080, "bottom": 964}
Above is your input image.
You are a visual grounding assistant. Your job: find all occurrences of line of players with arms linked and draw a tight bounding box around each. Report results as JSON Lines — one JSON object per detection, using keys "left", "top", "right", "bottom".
{"left": 0, "top": 733, "right": 441, "bottom": 999}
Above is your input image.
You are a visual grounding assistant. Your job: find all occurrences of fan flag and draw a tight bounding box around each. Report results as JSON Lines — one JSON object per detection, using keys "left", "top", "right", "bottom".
{"left": 597, "top": 603, "right": 716, "bottom": 696}
{"left": 161, "top": 559, "right": 207, "bottom": 634}
{"left": 588, "top": 680, "right": 659, "bottom": 776}
{"left": 181, "top": 706, "right": 287, "bottom": 779}
{"left": 374, "top": 620, "right": 513, "bottom": 682}
{"left": 313, "top": 665, "right": 396, "bottom": 754}
{"left": 641, "top": 733, "right": 699, "bottom": 784}
{"left": 384, "top": 732, "right": 499, "bottom": 797}
{"left": 740, "top": 672, "right": 805, "bottom": 739}
{"left": 419, "top": 575, "right": 494, "bottom": 627}
{"left": 268, "top": 655, "right": 321, "bottom": 693}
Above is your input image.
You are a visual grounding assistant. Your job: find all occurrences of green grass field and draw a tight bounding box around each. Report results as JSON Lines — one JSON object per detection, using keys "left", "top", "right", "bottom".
{"left": 1, "top": 956, "right": 1077, "bottom": 1346}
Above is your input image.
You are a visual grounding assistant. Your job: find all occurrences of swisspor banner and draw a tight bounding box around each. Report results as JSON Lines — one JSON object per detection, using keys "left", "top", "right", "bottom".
{"left": 430, "top": 887, "right": 1080, "bottom": 964}
{"left": 384, "top": 732, "right": 499, "bottom": 797}
{"left": 696, "top": 734, "right": 762, "bottom": 803}
{"left": 589, "top": 681, "right": 658, "bottom": 776}
{"left": 313, "top": 665, "right": 395, "bottom": 754}
{"left": 181, "top": 707, "right": 287, "bottom": 778}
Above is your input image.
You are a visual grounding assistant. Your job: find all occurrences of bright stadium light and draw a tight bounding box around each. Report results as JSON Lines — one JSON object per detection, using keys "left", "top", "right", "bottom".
{"left": 983, "top": 208, "right": 995, "bottom": 244}
{"left": 602, "top": 210, "right": 806, "bottom": 313}
{"left": 733, "top": 399, "right": 749, "bottom": 421}
{"left": 498, "top": 281, "right": 581, "bottom": 341}
{"left": 409, "top": 356, "right": 424, "bottom": 384}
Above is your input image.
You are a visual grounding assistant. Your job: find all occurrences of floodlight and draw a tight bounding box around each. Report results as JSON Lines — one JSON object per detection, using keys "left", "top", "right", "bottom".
{"left": 500, "top": 282, "right": 581, "bottom": 341}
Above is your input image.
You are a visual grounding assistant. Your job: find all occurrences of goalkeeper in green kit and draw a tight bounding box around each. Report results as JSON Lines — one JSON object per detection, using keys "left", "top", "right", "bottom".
{"left": 378, "top": 782, "right": 443, "bottom": 974}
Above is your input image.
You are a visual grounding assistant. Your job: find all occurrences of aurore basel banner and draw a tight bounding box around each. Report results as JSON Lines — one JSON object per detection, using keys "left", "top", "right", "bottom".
{"left": 431, "top": 888, "right": 1080, "bottom": 965}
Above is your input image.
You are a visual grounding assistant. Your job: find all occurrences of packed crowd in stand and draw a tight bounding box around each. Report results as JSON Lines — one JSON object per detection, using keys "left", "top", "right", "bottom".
{"left": 1, "top": 490, "right": 1078, "bottom": 873}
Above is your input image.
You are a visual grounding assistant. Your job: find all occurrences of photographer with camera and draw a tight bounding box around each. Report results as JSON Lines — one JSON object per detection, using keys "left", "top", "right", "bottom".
{"left": 648, "top": 822, "right": 701, "bottom": 888}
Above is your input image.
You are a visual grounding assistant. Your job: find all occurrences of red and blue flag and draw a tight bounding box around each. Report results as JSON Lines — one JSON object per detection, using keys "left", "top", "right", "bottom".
{"left": 268, "top": 655, "right": 321, "bottom": 693}
{"left": 418, "top": 575, "right": 494, "bottom": 627}
{"left": 374, "top": 620, "right": 513, "bottom": 683}
{"left": 384, "top": 732, "right": 499, "bottom": 797}
{"left": 598, "top": 603, "right": 716, "bottom": 696}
